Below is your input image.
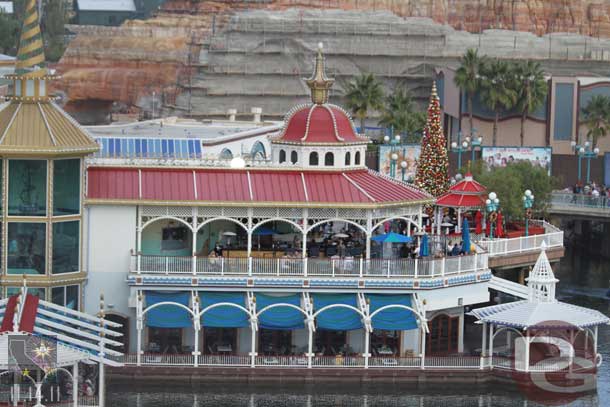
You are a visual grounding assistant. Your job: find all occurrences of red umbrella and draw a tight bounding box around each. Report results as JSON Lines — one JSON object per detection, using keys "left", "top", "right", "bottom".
{"left": 474, "top": 210, "right": 483, "bottom": 234}
{"left": 496, "top": 211, "right": 504, "bottom": 238}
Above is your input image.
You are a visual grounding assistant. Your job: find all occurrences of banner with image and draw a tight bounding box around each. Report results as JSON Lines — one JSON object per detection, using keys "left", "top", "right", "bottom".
{"left": 379, "top": 144, "right": 421, "bottom": 181}
{"left": 482, "top": 147, "right": 552, "bottom": 175}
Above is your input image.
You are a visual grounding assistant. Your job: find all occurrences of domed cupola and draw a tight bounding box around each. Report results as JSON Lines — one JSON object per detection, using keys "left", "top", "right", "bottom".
{"left": 272, "top": 43, "right": 368, "bottom": 169}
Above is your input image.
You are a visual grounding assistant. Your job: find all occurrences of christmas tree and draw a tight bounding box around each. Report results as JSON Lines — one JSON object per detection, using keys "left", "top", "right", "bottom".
{"left": 415, "top": 82, "right": 449, "bottom": 197}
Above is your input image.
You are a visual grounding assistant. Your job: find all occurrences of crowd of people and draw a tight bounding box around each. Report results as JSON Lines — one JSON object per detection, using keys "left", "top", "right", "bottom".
{"left": 565, "top": 182, "right": 608, "bottom": 199}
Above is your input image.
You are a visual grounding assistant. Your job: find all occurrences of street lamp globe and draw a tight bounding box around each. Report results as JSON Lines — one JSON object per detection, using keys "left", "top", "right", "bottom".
{"left": 570, "top": 140, "right": 576, "bottom": 148}
{"left": 485, "top": 199, "right": 491, "bottom": 205}
{"left": 494, "top": 198, "right": 500, "bottom": 205}
{"left": 477, "top": 136, "right": 483, "bottom": 143}
{"left": 488, "top": 192, "right": 497, "bottom": 200}
{"left": 451, "top": 141, "right": 458, "bottom": 149}
{"left": 579, "top": 147, "right": 585, "bottom": 154}
{"left": 465, "top": 136, "right": 471, "bottom": 143}
{"left": 594, "top": 147, "right": 600, "bottom": 155}
{"left": 455, "top": 173, "right": 463, "bottom": 181}
{"left": 383, "top": 135, "right": 390, "bottom": 143}
{"left": 400, "top": 161, "right": 408, "bottom": 169}
{"left": 585, "top": 141, "right": 590, "bottom": 148}
{"left": 391, "top": 153, "right": 398, "bottom": 161}
{"left": 525, "top": 189, "right": 532, "bottom": 197}
{"left": 462, "top": 141, "right": 469, "bottom": 148}
{"left": 395, "top": 135, "right": 401, "bottom": 142}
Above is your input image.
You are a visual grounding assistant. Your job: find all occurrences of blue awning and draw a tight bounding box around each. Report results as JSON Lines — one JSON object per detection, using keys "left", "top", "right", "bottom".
{"left": 256, "top": 293, "right": 304, "bottom": 330}
{"left": 199, "top": 292, "right": 249, "bottom": 328}
{"left": 145, "top": 291, "right": 192, "bottom": 328}
{"left": 368, "top": 294, "right": 418, "bottom": 331}
{"left": 313, "top": 294, "right": 362, "bottom": 331}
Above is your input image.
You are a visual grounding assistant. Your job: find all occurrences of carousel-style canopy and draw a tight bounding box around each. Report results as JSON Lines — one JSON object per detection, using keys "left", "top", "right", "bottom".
{"left": 436, "top": 173, "right": 486, "bottom": 208}
{"left": 470, "top": 245, "right": 610, "bottom": 329}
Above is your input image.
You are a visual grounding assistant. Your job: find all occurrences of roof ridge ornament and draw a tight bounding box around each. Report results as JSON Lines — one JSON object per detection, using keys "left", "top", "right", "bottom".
{"left": 15, "top": 0, "right": 46, "bottom": 78}
{"left": 526, "top": 247, "right": 558, "bottom": 303}
{"left": 305, "top": 42, "right": 334, "bottom": 105}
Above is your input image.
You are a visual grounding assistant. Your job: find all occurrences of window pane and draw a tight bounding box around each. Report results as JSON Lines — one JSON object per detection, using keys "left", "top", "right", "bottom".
{"left": 7, "top": 223, "right": 46, "bottom": 275}
{"left": 66, "top": 285, "right": 79, "bottom": 310}
{"left": 7, "top": 287, "right": 45, "bottom": 299}
{"left": 52, "top": 221, "right": 79, "bottom": 274}
{"left": 8, "top": 160, "right": 47, "bottom": 216}
{"left": 53, "top": 159, "right": 80, "bottom": 216}
{"left": 51, "top": 286, "right": 65, "bottom": 306}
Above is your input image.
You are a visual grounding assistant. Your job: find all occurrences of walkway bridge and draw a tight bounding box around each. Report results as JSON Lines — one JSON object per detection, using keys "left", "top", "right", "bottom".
{"left": 549, "top": 192, "right": 610, "bottom": 220}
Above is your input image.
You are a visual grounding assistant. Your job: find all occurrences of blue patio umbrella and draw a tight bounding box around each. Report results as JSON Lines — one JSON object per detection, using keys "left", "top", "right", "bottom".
{"left": 253, "top": 227, "right": 277, "bottom": 236}
{"left": 462, "top": 218, "right": 471, "bottom": 254}
{"left": 419, "top": 234, "right": 429, "bottom": 257}
{"left": 371, "top": 232, "right": 413, "bottom": 243}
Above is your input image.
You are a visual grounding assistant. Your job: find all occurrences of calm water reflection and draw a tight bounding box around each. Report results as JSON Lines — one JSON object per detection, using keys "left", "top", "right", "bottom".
{"left": 108, "top": 247, "right": 610, "bottom": 407}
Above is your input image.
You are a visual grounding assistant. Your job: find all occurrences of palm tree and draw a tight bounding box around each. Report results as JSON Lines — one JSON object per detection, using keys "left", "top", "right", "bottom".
{"left": 454, "top": 49, "right": 485, "bottom": 137}
{"left": 378, "top": 86, "right": 426, "bottom": 141}
{"left": 479, "top": 60, "right": 517, "bottom": 146}
{"left": 581, "top": 95, "right": 610, "bottom": 148}
{"left": 514, "top": 61, "right": 547, "bottom": 146}
{"left": 344, "top": 73, "right": 385, "bottom": 135}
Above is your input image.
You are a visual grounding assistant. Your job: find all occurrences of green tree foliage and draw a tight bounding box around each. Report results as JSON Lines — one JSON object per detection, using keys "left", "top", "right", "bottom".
{"left": 581, "top": 94, "right": 610, "bottom": 148}
{"left": 344, "top": 73, "right": 384, "bottom": 135}
{"left": 0, "top": 11, "right": 20, "bottom": 54}
{"left": 454, "top": 48, "right": 485, "bottom": 137}
{"left": 514, "top": 61, "right": 547, "bottom": 146}
{"left": 479, "top": 60, "right": 517, "bottom": 146}
{"left": 471, "top": 161, "right": 556, "bottom": 221}
{"left": 378, "top": 86, "right": 426, "bottom": 142}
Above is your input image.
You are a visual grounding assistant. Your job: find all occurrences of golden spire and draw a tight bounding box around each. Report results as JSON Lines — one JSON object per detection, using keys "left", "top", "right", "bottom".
{"left": 305, "top": 42, "right": 334, "bottom": 105}
{"left": 15, "top": 0, "right": 46, "bottom": 78}
{"left": 430, "top": 81, "right": 438, "bottom": 100}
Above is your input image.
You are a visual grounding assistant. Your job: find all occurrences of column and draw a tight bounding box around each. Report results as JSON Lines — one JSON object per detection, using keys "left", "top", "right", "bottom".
{"left": 247, "top": 231, "right": 253, "bottom": 258}
{"left": 363, "top": 330, "right": 371, "bottom": 369}
{"left": 192, "top": 213, "right": 198, "bottom": 274}
{"left": 72, "top": 362, "right": 78, "bottom": 407}
{"left": 524, "top": 333, "right": 530, "bottom": 372}
{"left": 488, "top": 324, "right": 494, "bottom": 368}
{"left": 457, "top": 208, "right": 462, "bottom": 233}
{"left": 249, "top": 325, "right": 257, "bottom": 368}
{"left": 193, "top": 326, "right": 200, "bottom": 368}
{"left": 420, "top": 326, "right": 427, "bottom": 369}
{"left": 480, "top": 322, "right": 487, "bottom": 369}
{"left": 307, "top": 324, "right": 314, "bottom": 368}
{"left": 365, "top": 232, "right": 372, "bottom": 259}
{"left": 458, "top": 310, "right": 464, "bottom": 353}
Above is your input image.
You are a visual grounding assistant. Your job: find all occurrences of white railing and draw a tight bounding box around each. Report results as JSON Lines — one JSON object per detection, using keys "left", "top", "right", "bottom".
{"left": 551, "top": 192, "right": 610, "bottom": 213}
{"left": 369, "top": 357, "right": 421, "bottom": 367}
{"left": 129, "top": 353, "right": 195, "bottom": 366}
{"left": 477, "top": 220, "right": 563, "bottom": 256}
{"left": 132, "top": 253, "right": 488, "bottom": 279}
{"left": 200, "top": 354, "right": 250, "bottom": 366}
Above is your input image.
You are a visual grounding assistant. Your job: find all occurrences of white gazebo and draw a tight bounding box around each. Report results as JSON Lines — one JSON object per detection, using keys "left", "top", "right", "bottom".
{"left": 471, "top": 244, "right": 609, "bottom": 372}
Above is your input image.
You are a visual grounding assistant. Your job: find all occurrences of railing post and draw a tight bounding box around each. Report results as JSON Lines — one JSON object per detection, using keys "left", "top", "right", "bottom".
{"left": 332, "top": 259, "right": 335, "bottom": 277}
{"left": 192, "top": 256, "right": 197, "bottom": 276}
{"left": 137, "top": 252, "right": 141, "bottom": 274}
{"left": 248, "top": 257, "right": 252, "bottom": 276}
{"left": 474, "top": 253, "right": 478, "bottom": 271}
{"left": 165, "top": 257, "right": 169, "bottom": 275}
{"left": 364, "top": 330, "right": 370, "bottom": 369}
{"left": 303, "top": 257, "right": 308, "bottom": 277}
{"left": 277, "top": 258, "right": 280, "bottom": 276}
{"left": 414, "top": 258, "right": 418, "bottom": 278}
{"left": 441, "top": 258, "right": 445, "bottom": 277}
{"left": 221, "top": 257, "right": 224, "bottom": 276}
{"left": 359, "top": 258, "right": 363, "bottom": 278}
{"left": 387, "top": 260, "right": 391, "bottom": 278}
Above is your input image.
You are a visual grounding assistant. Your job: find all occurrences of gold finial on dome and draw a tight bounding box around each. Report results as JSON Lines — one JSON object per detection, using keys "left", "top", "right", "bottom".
{"left": 305, "top": 42, "right": 334, "bottom": 105}
{"left": 430, "top": 81, "right": 438, "bottom": 100}
{"left": 15, "top": 0, "right": 46, "bottom": 78}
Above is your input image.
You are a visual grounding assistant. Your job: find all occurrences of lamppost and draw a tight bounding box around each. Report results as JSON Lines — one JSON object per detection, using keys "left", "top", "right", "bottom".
{"left": 383, "top": 133, "right": 402, "bottom": 178}
{"left": 522, "top": 189, "right": 535, "bottom": 237}
{"left": 485, "top": 192, "right": 500, "bottom": 239}
{"left": 400, "top": 160, "right": 408, "bottom": 182}
{"left": 451, "top": 131, "right": 483, "bottom": 172}
{"left": 571, "top": 140, "right": 600, "bottom": 183}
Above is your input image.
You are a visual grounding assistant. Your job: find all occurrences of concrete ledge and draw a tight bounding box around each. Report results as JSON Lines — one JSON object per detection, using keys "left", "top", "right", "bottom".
{"left": 488, "top": 247, "right": 564, "bottom": 270}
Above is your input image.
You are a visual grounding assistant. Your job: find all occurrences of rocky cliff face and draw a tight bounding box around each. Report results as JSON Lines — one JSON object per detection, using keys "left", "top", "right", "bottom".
{"left": 55, "top": 0, "right": 610, "bottom": 122}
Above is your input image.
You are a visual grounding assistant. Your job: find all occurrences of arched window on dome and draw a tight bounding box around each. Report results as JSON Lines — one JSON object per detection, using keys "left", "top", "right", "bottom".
{"left": 309, "top": 152, "right": 319, "bottom": 166}
{"left": 345, "top": 152, "right": 351, "bottom": 166}
{"left": 355, "top": 151, "right": 361, "bottom": 165}
{"left": 279, "top": 149, "right": 286, "bottom": 163}
{"left": 290, "top": 151, "right": 298, "bottom": 164}
{"left": 250, "top": 141, "right": 266, "bottom": 160}
{"left": 325, "top": 152, "right": 334, "bottom": 166}
{"left": 220, "top": 148, "right": 233, "bottom": 160}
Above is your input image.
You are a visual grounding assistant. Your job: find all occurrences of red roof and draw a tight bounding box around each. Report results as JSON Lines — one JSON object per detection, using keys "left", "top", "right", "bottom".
{"left": 436, "top": 192, "right": 486, "bottom": 208}
{"left": 449, "top": 173, "right": 486, "bottom": 194}
{"left": 276, "top": 104, "right": 365, "bottom": 144}
{"left": 87, "top": 167, "right": 431, "bottom": 206}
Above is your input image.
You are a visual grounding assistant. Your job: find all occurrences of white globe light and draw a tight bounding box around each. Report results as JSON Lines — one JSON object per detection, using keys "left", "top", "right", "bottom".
{"left": 318, "top": 42, "right": 324, "bottom": 50}
{"left": 477, "top": 136, "right": 483, "bottom": 143}
{"left": 462, "top": 141, "right": 469, "bottom": 148}
{"left": 525, "top": 189, "right": 532, "bottom": 197}
{"left": 494, "top": 198, "right": 500, "bottom": 205}
{"left": 451, "top": 142, "right": 458, "bottom": 148}
{"left": 579, "top": 147, "right": 585, "bottom": 154}
{"left": 594, "top": 147, "right": 600, "bottom": 155}
{"left": 585, "top": 141, "right": 590, "bottom": 147}
{"left": 522, "top": 196, "right": 527, "bottom": 201}
{"left": 395, "top": 135, "right": 401, "bottom": 141}
{"left": 465, "top": 136, "right": 471, "bottom": 143}
{"left": 570, "top": 140, "right": 576, "bottom": 148}
{"left": 485, "top": 199, "right": 491, "bottom": 205}
{"left": 488, "top": 192, "right": 497, "bottom": 200}
{"left": 400, "top": 161, "right": 408, "bottom": 168}
{"left": 391, "top": 153, "right": 398, "bottom": 161}
{"left": 230, "top": 156, "right": 246, "bottom": 169}
{"left": 383, "top": 135, "right": 390, "bottom": 143}
{"left": 530, "top": 195, "right": 534, "bottom": 200}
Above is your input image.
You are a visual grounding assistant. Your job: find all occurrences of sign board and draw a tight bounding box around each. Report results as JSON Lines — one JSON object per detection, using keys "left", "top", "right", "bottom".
{"left": 378, "top": 144, "right": 421, "bottom": 181}
{"left": 482, "top": 147, "right": 552, "bottom": 175}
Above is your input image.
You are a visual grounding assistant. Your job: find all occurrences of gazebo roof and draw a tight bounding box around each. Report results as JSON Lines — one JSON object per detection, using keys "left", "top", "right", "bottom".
{"left": 470, "top": 246, "right": 610, "bottom": 329}
{"left": 436, "top": 173, "right": 486, "bottom": 208}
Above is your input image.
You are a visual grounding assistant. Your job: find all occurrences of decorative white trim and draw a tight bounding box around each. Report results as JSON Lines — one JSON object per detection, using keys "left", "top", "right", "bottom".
{"left": 342, "top": 173, "right": 376, "bottom": 203}
{"left": 192, "top": 170, "right": 198, "bottom": 200}
{"left": 246, "top": 170, "right": 254, "bottom": 201}
{"left": 301, "top": 172, "right": 309, "bottom": 202}
{"left": 0, "top": 102, "right": 22, "bottom": 144}
{"left": 138, "top": 169, "right": 142, "bottom": 199}
{"left": 37, "top": 102, "right": 57, "bottom": 146}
